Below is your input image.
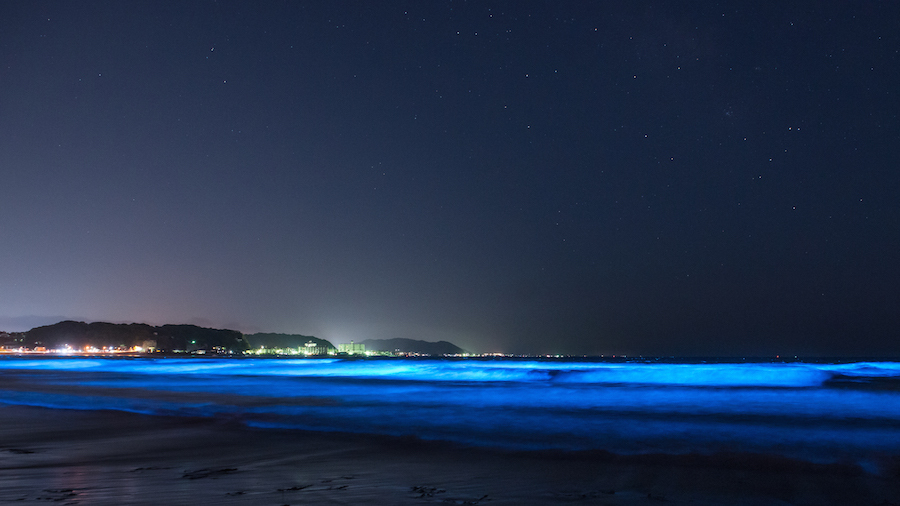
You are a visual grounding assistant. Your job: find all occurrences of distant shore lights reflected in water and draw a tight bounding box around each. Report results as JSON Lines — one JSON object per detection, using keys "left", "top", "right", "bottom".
{"left": 2, "top": 358, "right": 900, "bottom": 468}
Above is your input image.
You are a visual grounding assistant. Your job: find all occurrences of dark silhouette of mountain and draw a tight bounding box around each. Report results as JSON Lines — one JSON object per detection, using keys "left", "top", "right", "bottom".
{"left": 360, "top": 338, "right": 466, "bottom": 355}
{"left": 23, "top": 321, "right": 248, "bottom": 353}
{"left": 18, "top": 321, "right": 459, "bottom": 356}
{"left": 156, "top": 324, "right": 248, "bottom": 353}
{"left": 243, "top": 333, "right": 335, "bottom": 351}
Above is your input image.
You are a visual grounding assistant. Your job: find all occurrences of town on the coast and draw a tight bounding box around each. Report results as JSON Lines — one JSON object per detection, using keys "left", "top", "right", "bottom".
{"left": 0, "top": 320, "right": 481, "bottom": 357}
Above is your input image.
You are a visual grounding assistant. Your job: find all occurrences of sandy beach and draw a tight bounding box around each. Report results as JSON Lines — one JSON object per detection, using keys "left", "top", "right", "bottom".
{"left": 0, "top": 405, "right": 897, "bottom": 505}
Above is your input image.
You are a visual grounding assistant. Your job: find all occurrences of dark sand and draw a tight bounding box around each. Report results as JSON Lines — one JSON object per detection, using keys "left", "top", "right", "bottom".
{"left": 1, "top": 405, "right": 898, "bottom": 505}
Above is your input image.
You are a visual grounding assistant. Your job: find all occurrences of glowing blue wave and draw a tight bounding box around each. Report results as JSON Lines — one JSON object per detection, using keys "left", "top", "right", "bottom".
{"left": 3, "top": 357, "right": 900, "bottom": 467}
{"left": 3, "top": 358, "right": 887, "bottom": 387}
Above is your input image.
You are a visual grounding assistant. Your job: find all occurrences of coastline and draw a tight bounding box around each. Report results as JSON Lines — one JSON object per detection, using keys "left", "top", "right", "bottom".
{"left": 1, "top": 405, "right": 898, "bottom": 505}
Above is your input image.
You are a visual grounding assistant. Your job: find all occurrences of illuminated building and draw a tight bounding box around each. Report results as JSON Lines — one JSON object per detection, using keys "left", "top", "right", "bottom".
{"left": 338, "top": 341, "right": 366, "bottom": 355}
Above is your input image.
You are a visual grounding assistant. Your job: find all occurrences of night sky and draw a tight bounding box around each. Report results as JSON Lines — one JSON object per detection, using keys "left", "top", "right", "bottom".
{"left": 2, "top": 2, "right": 898, "bottom": 356}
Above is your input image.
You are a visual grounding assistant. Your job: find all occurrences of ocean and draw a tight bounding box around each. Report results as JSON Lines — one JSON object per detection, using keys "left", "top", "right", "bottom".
{"left": 2, "top": 357, "right": 899, "bottom": 472}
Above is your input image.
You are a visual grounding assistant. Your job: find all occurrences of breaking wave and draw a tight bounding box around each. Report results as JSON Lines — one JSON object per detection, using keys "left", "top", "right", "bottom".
{"left": 2, "top": 357, "right": 900, "bottom": 467}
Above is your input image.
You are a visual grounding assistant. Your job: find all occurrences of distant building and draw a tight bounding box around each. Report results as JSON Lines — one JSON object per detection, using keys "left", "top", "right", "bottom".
{"left": 303, "top": 341, "right": 329, "bottom": 356}
{"left": 338, "top": 341, "right": 365, "bottom": 355}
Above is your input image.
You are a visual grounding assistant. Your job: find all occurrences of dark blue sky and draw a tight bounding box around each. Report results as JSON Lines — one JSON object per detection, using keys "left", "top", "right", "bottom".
{"left": 2, "top": 1, "right": 898, "bottom": 355}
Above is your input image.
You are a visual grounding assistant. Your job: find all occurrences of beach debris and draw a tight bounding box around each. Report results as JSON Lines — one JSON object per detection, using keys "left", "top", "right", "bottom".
{"left": 37, "top": 488, "right": 79, "bottom": 502}
{"left": 316, "top": 476, "right": 354, "bottom": 490}
{"left": 459, "top": 494, "right": 490, "bottom": 505}
{"left": 408, "top": 486, "right": 489, "bottom": 505}
{"left": 547, "top": 490, "right": 615, "bottom": 501}
{"left": 410, "top": 486, "right": 446, "bottom": 498}
{"left": 181, "top": 467, "right": 239, "bottom": 479}
{"left": 320, "top": 475, "right": 355, "bottom": 483}
{"left": 422, "top": 493, "right": 489, "bottom": 505}
{"left": 4, "top": 448, "right": 35, "bottom": 454}
{"left": 276, "top": 485, "right": 312, "bottom": 492}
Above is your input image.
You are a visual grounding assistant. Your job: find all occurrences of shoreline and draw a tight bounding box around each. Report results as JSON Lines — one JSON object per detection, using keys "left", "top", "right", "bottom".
{"left": 2, "top": 405, "right": 898, "bottom": 505}
{"left": 3, "top": 352, "right": 900, "bottom": 361}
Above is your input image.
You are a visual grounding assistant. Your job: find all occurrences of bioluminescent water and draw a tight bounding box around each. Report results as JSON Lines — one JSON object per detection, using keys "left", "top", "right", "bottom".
{"left": 2, "top": 358, "right": 899, "bottom": 468}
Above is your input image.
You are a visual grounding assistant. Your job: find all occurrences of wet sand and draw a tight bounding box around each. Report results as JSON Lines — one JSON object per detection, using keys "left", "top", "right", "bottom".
{"left": 1, "top": 405, "right": 898, "bottom": 505}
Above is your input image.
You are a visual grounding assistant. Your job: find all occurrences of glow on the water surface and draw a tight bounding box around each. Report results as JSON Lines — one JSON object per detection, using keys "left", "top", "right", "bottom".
{"left": 2, "top": 358, "right": 900, "bottom": 466}
{"left": 0, "top": 358, "right": 860, "bottom": 386}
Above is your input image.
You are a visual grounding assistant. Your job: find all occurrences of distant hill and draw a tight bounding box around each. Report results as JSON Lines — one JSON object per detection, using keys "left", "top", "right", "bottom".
{"left": 243, "top": 333, "right": 335, "bottom": 351}
{"left": 17, "top": 322, "right": 458, "bottom": 356}
{"left": 360, "top": 338, "right": 466, "bottom": 355}
{"left": 24, "top": 321, "right": 248, "bottom": 353}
